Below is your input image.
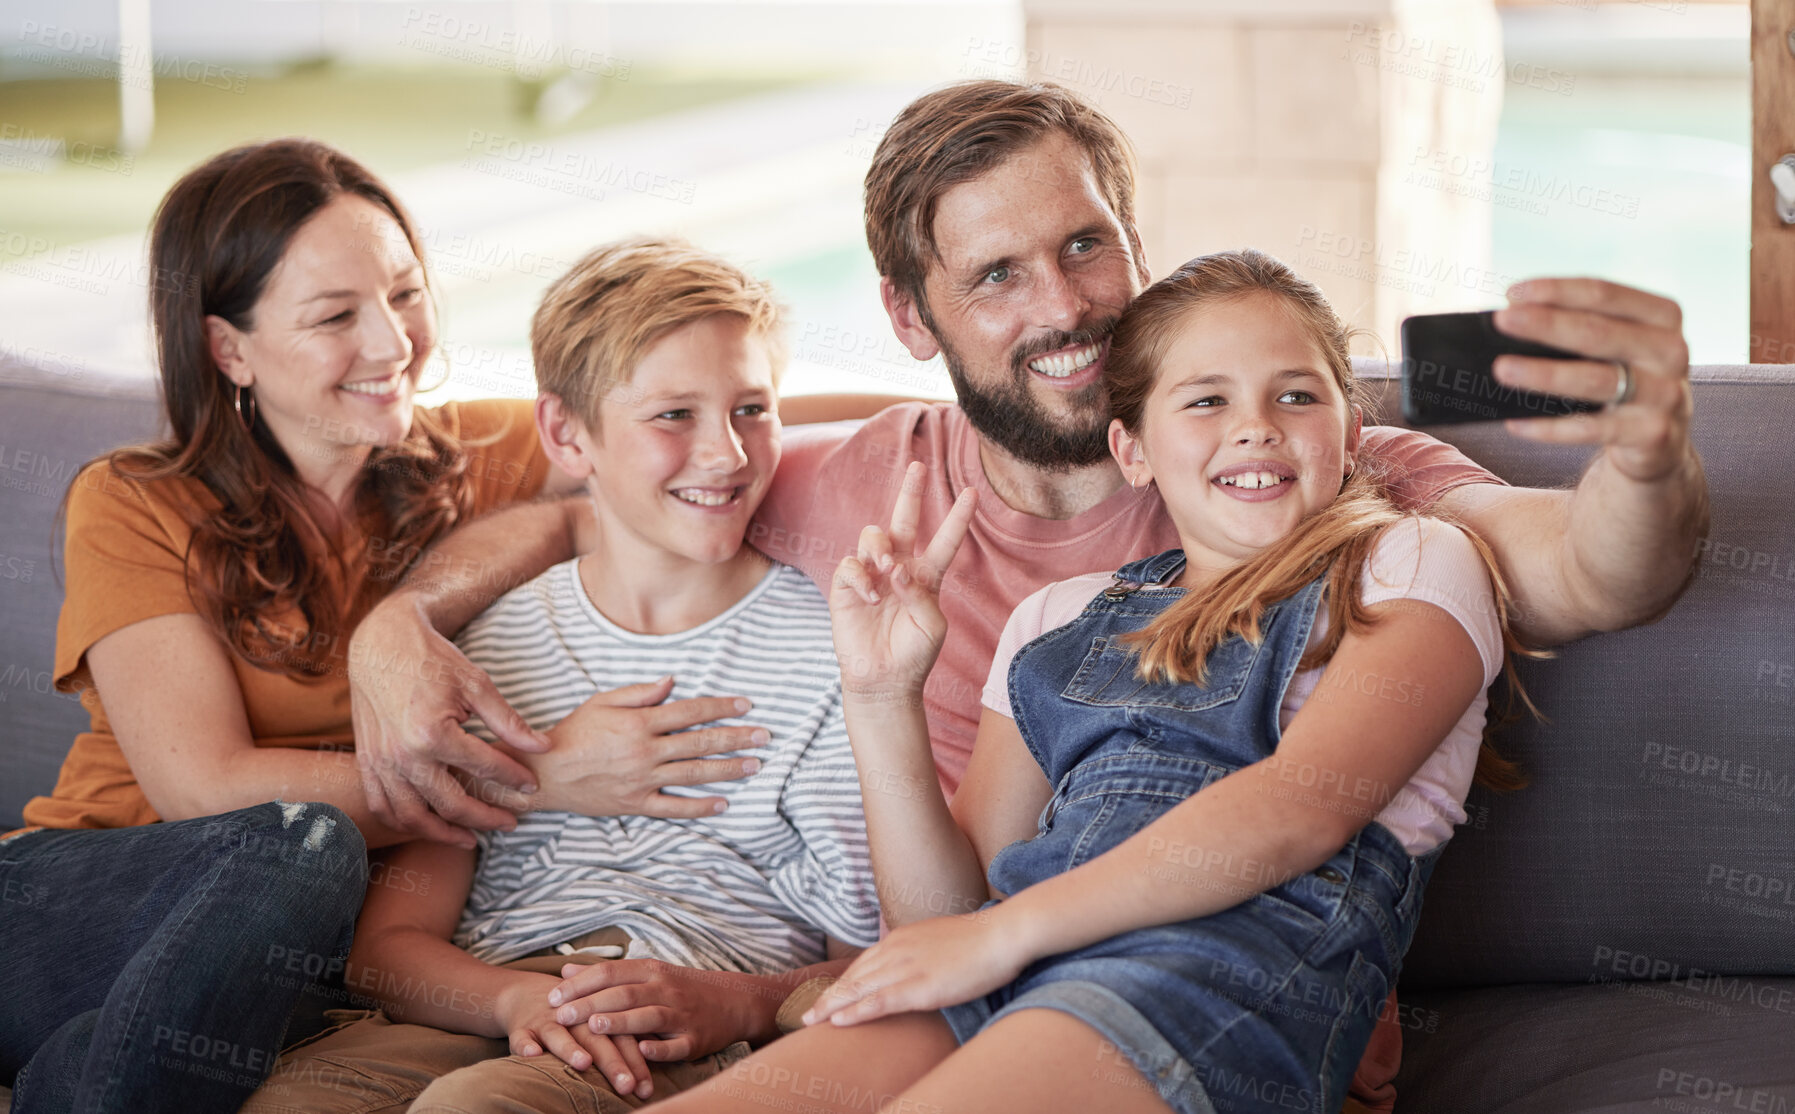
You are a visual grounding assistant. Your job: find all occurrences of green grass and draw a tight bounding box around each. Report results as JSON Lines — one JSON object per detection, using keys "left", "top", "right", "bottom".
{"left": 0, "top": 60, "right": 817, "bottom": 248}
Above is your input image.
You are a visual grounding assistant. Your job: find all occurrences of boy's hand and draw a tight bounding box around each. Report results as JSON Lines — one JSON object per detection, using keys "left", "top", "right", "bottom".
{"left": 829, "top": 461, "right": 977, "bottom": 699}
{"left": 526, "top": 678, "right": 769, "bottom": 819}
{"left": 548, "top": 959, "right": 778, "bottom": 1060}
{"left": 496, "top": 973, "right": 655, "bottom": 1098}
{"left": 800, "top": 912, "right": 1027, "bottom": 1027}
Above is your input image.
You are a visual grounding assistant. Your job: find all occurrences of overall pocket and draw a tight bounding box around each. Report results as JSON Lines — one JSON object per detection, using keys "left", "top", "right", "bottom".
{"left": 1059, "top": 634, "right": 1262, "bottom": 712}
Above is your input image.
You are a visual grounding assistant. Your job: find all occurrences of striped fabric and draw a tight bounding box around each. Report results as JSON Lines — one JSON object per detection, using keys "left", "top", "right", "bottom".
{"left": 450, "top": 558, "right": 879, "bottom": 974}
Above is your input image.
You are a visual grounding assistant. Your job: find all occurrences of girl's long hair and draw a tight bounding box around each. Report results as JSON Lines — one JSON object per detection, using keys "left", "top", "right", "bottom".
{"left": 99, "top": 138, "right": 476, "bottom": 677}
{"left": 1105, "top": 250, "right": 1534, "bottom": 791}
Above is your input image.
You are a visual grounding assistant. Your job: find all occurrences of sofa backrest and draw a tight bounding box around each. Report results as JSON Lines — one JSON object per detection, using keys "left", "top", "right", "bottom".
{"left": 0, "top": 361, "right": 161, "bottom": 829}
{"left": 4, "top": 361, "right": 1792, "bottom": 994}
{"left": 1356, "top": 363, "right": 1795, "bottom": 990}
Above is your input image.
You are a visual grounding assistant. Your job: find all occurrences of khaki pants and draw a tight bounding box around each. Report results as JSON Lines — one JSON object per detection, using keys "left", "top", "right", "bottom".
{"left": 243, "top": 930, "right": 748, "bottom": 1114}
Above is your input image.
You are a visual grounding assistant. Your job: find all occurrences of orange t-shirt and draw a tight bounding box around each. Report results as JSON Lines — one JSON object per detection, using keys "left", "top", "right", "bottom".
{"left": 23, "top": 399, "right": 550, "bottom": 831}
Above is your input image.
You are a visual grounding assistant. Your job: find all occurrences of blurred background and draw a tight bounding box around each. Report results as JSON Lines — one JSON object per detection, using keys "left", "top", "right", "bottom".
{"left": 0, "top": 0, "right": 1750, "bottom": 405}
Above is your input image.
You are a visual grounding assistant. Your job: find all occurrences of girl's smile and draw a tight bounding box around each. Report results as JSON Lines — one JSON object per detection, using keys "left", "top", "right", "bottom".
{"left": 1109, "top": 291, "right": 1361, "bottom": 584}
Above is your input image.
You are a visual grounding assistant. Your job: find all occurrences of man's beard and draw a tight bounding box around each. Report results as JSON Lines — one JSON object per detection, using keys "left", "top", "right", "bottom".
{"left": 936, "top": 318, "right": 1118, "bottom": 473}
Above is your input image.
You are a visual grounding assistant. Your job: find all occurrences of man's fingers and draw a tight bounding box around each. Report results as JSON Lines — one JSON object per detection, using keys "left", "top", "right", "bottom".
{"left": 639, "top": 1034, "right": 693, "bottom": 1062}
{"left": 1491, "top": 355, "right": 1633, "bottom": 406}
{"left": 1492, "top": 302, "right": 1681, "bottom": 376}
{"left": 920, "top": 486, "right": 978, "bottom": 579}
{"left": 377, "top": 771, "right": 478, "bottom": 849}
{"left": 1507, "top": 277, "right": 1682, "bottom": 332}
{"left": 584, "top": 675, "right": 677, "bottom": 709}
{"left": 1504, "top": 412, "right": 1612, "bottom": 445}
{"left": 358, "top": 761, "right": 401, "bottom": 831}
{"left": 408, "top": 726, "right": 525, "bottom": 833}
{"left": 586, "top": 1006, "right": 673, "bottom": 1037}
{"left": 550, "top": 962, "right": 632, "bottom": 1010}
{"left": 639, "top": 694, "right": 752, "bottom": 735}
{"left": 888, "top": 461, "right": 925, "bottom": 552}
{"left": 459, "top": 671, "right": 552, "bottom": 755}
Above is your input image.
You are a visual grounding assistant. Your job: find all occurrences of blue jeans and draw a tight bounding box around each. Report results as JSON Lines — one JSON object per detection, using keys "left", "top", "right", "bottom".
{"left": 0, "top": 801, "right": 367, "bottom": 1114}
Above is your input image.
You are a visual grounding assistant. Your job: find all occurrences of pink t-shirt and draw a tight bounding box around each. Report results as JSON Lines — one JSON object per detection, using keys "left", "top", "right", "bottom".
{"left": 751, "top": 402, "right": 1500, "bottom": 797}
{"left": 982, "top": 517, "right": 1505, "bottom": 855}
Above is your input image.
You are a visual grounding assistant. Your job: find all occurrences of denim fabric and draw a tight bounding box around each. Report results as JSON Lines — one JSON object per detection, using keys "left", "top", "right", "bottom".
{"left": 0, "top": 801, "right": 367, "bottom": 1114}
{"left": 942, "top": 550, "right": 1437, "bottom": 1114}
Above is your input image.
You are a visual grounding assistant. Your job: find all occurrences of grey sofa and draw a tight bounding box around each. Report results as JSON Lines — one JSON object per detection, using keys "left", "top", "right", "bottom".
{"left": 2, "top": 355, "right": 1792, "bottom": 1111}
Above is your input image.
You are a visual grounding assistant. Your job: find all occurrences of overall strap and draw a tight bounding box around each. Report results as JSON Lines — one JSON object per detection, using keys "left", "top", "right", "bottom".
{"left": 1107, "top": 548, "right": 1189, "bottom": 596}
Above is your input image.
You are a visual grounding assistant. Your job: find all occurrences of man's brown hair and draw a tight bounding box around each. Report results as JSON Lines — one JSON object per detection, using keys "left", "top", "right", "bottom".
{"left": 863, "top": 80, "right": 1142, "bottom": 312}
{"left": 531, "top": 237, "right": 786, "bottom": 429}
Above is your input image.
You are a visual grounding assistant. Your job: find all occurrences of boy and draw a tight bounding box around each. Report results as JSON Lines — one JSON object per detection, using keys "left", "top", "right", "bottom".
{"left": 246, "top": 239, "right": 878, "bottom": 1113}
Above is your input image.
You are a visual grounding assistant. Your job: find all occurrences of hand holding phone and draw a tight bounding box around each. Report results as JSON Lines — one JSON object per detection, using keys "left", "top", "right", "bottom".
{"left": 1401, "top": 311, "right": 1606, "bottom": 426}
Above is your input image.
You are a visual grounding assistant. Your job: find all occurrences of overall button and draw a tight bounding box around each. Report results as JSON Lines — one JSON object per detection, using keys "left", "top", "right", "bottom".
{"left": 1315, "top": 866, "right": 1346, "bottom": 884}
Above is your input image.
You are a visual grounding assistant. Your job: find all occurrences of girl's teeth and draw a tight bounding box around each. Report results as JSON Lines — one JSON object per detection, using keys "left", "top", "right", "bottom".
{"left": 1220, "top": 472, "right": 1289, "bottom": 490}
{"left": 340, "top": 379, "right": 397, "bottom": 396}
{"left": 674, "top": 489, "right": 733, "bottom": 506}
{"left": 1028, "top": 342, "right": 1103, "bottom": 378}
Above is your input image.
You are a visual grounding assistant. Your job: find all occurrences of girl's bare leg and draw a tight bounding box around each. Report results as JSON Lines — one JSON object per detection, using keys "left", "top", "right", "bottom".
{"left": 899, "top": 1007, "right": 1178, "bottom": 1114}
{"left": 653, "top": 1010, "right": 960, "bottom": 1114}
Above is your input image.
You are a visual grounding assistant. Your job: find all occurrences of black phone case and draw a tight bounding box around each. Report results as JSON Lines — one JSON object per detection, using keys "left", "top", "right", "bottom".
{"left": 1400, "top": 311, "right": 1604, "bottom": 425}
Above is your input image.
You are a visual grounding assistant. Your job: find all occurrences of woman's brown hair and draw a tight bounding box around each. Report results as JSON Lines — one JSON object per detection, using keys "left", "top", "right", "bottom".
{"left": 1106, "top": 249, "right": 1533, "bottom": 791}
{"left": 102, "top": 138, "right": 475, "bottom": 677}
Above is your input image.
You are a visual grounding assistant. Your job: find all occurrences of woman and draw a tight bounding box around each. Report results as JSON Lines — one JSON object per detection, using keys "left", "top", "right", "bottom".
{"left": 0, "top": 138, "right": 885, "bottom": 1113}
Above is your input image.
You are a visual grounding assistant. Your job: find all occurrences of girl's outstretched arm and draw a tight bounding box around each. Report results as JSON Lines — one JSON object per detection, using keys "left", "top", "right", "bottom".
{"left": 828, "top": 463, "right": 996, "bottom": 927}
{"left": 811, "top": 592, "right": 1486, "bottom": 1025}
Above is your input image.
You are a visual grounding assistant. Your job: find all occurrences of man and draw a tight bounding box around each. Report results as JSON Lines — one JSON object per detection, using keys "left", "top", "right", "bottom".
{"left": 345, "top": 79, "right": 1707, "bottom": 1105}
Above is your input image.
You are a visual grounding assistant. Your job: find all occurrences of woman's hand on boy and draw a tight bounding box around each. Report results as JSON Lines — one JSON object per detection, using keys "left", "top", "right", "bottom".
{"left": 800, "top": 910, "right": 1027, "bottom": 1027}
{"left": 830, "top": 461, "right": 978, "bottom": 700}
{"left": 548, "top": 958, "right": 778, "bottom": 1060}
{"left": 496, "top": 972, "right": 655, "bottom": 1098}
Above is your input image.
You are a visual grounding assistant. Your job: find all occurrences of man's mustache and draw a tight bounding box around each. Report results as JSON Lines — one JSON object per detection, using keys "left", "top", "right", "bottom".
{"left": 1009, "top": 319, "right": 1120, "bottom": 378}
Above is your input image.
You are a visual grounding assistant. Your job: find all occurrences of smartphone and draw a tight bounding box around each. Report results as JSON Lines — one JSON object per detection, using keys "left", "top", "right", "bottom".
{"left": 1400, "top": 311, "right": 1604, "bottom": 426}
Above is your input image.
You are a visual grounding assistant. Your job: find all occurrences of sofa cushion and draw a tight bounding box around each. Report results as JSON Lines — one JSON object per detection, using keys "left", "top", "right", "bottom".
{"left": 1352, "top": 364, "right": 1795, "bottom": 991}
{"left": 1394, "top": 980, "right": 1795, "bottom": 1112}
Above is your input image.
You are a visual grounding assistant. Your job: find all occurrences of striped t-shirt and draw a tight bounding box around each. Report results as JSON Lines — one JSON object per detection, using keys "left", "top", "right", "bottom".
{"left": 449, "top": 557, "right": 880, "bottom": 974}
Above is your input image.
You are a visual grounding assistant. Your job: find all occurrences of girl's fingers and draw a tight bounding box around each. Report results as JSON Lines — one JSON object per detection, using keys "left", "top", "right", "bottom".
{"left": 832, "top": 556, "right": 880, "bottom": 605}
{"left": 510, "top": 1028, "right": 543, "bottom": 1058}
{"left": 857, "top": 524, "right": 896, "bottom": 573}
{"left": 888, "top": 461, "right": 925, "bottom": 552}
{"left": 888, "top": 565, "right": 945, "bottom": 640}
{"left": 921, "top": 487, "right": 978, "bottom": 579}
{"left": 804, "top": 961, "right": 883, "bottom": 1025}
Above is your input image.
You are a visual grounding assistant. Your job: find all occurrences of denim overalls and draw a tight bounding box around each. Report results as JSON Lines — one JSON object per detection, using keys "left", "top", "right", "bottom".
{"left": 940, "top": 550, "right": 1439, "bottom": 1114}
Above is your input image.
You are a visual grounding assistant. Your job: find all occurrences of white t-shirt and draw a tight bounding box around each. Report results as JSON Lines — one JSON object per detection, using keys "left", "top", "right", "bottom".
{"left": 982, "top": 517, "right": 1504, "bottom": 855}
{"left": 451, "top": 558, "right": 881, "bottom": 972}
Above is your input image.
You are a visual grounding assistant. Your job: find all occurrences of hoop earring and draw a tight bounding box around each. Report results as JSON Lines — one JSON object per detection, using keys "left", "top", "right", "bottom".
{"left": 235, "top": 384, "right": 256, "bottom": 429}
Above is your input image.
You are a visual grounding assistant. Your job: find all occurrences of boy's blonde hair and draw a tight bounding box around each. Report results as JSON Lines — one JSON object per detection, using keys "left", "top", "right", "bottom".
{"left": 531, "top": 237, "right": 787, "bottom": 426}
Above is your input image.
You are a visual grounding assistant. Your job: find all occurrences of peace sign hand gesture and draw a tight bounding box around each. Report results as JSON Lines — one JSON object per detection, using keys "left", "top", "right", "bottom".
{"left": 829, "top": 462, "right": 978, "bottom": 702}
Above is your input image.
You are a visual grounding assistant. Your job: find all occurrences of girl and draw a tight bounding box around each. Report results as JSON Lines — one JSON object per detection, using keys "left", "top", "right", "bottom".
{"left": 655, "top": 248, "right": 1526, "bottom": 1114}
